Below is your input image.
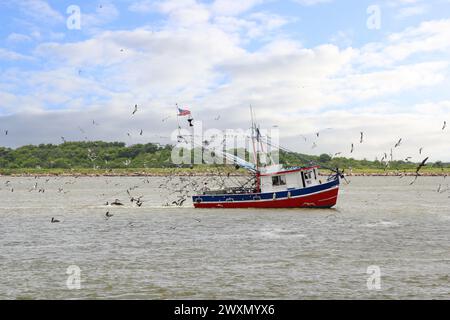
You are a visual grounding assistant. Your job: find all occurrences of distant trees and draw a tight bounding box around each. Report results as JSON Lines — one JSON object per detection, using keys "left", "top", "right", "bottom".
{"left": 433, "top": 161, "right": 443, "bottom": 168}
{"left": 0, "top": 141, "right": 448, "bottom": 170}
{"left": 0, "top": 141, "right": 172, "bottom": 169}
{"left": 318, "top": 154, "right": 332, "bottom": 163}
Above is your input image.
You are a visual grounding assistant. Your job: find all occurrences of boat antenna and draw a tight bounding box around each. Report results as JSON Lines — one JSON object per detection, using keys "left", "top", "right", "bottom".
{"left": 249, "top": 105, "right": 258, "bottom": 169}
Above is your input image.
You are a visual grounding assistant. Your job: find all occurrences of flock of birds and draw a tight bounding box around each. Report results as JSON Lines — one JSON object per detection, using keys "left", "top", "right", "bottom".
{"left": 3, "top": 172, "right": 211, "bottom": 225}
{"left": 1, "top": 100, "right": 449, "bottom": 224}
{"left": 1, "top": 101, "right": 233, "bottom": 225}
{"left": 299, "top": 121, "right": 449, "bottom": 185}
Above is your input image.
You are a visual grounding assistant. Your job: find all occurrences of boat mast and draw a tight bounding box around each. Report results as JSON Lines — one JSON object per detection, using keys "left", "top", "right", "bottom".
{"left": 175, "top": 103, "right": 181, "bottom": 141}
{"left": 250, "top": 105, "right": 260, "bottom": 192}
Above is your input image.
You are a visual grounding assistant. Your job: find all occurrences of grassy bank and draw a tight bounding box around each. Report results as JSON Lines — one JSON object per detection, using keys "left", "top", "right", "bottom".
{"left": 0, "top": 166, "right": 248, "bottom": 176}
{"left": 1, "top": 141, "right": 449, "bottom": 176}
{"left": 1, "top": 166, "right": 449, "bottom": 176}
{"left": 321, "top": 167, "right": 450, "bottom": 176}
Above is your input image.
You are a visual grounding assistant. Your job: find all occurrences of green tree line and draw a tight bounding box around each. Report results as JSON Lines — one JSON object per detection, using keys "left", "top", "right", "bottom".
{"left": 0, "top": 141, "right": 448, "bottom": 171}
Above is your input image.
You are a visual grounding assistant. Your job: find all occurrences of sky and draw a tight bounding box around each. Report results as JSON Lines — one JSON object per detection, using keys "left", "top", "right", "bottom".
{"left": 0, "top": 0, "right": 449, "bottom": 162}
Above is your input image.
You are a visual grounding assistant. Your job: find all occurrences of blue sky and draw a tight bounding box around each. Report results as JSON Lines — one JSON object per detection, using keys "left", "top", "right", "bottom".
{"left": 1, "top": 0, "right": 450, "bottom": 161}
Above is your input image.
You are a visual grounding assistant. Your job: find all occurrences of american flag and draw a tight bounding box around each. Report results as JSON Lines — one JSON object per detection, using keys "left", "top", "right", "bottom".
{"left": 178, "top": 107, "right": 191, "bottom": 116}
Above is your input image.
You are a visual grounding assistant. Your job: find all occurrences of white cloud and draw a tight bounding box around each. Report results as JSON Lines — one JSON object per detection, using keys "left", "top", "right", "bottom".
{"left": 130, "top": 0, "right": 266, "bottom": 17}
{"left": 6, "top": 33, "right": 32, "bottom": 43}
{"left": 128, "top": 0, "right": 154, "bottom": 13}
{"left": 396, "top": 5, "right": 429, "bottom": 19}
{"left": 329, "top": 30, "right": 354, "bottom": 48}
{"left": 81, "top": 2, "right": 120, "bottom": 30}
{"left": 0, "top": 48, "right": 33, "bottom": 61}
{"left": 358, "top": 19, "right": 450, "bottom": 68}
{"left": 387, "top": 0, "right": 423, "bottom": 6}
{"left": 214, "top": 12, "right": 291, "bottom": 40}
{"left": 17, "top": 0, "right": 64, "bottom": 24}
{"left": 292, "top": 0, "right": 333, "bottom": 6}
{"left": 2, "top": 5, "right": 450, "bottom": 159}
{"left": 211, "top": 0, "right": 266, "bottom": 16}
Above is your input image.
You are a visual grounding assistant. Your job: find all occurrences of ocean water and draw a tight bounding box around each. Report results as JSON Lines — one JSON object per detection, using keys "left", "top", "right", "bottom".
{"left": 0, "top": 175, "right": 449, "bottom": 299}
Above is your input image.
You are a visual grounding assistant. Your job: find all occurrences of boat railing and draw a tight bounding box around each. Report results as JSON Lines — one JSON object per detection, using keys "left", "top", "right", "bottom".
{"left": 202, "top": 187, "right": 256, "bottom": 195}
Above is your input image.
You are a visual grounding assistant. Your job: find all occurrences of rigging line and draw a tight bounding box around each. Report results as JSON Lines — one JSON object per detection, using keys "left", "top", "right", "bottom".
{"left": 258, "top": 134, "right": 325, "bottom": 167}
{"left": 181, "top": 133, "right": 256, "bottom": 172}
{"left": 261, "top": 135, "right": 341, "bottom": 174}
{"left": 249, "top": 105, "right": 258, "bottom": 167}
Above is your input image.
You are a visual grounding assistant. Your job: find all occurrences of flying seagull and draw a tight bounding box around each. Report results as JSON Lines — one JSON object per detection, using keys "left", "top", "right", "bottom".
{"left": 51, "top": 217, "right": 60, "bottom": 223}
{"left": 394, "top": 138, "right": 402, "bottom": 148}
{"left": 443, "top": 121, "right": 447, "bottom": 130}
{"left": 360, "top": 132, "right": 364, "bottom": 144}
{"left": 132, "top": 104, "right": 138, "bottom": 115}
{"left": 416, "top": 157, "right": 429, "bottom": 174}
{"left": 410, "top": 157, "right": 429, "bottom": 185}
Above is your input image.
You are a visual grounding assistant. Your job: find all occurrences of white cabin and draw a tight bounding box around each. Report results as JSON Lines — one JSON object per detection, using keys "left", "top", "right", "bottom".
{"left": 259, "top": 165, "right": 321, "bottom": 193}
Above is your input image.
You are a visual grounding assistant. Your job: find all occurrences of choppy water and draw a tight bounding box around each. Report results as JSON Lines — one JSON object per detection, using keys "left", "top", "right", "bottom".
{"left": 0, "top": 176, "right": 449, "bottom": 299}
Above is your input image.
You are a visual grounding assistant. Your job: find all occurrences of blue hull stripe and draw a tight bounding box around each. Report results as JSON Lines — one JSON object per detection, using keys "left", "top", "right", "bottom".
{"left": 193, "top": 178, "right": 339, "bottom": 203}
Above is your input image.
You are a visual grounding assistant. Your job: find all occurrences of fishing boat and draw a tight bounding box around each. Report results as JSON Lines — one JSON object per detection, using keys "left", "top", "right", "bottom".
{"left": 189, "top": 109, "right": 341, "bottom": 209}
{"left": 193, "top": 164, "right": 340, "bottom": 209}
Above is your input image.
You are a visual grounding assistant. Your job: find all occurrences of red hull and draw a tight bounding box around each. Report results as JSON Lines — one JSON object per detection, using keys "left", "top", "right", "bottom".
{"left": 194, "top": 186, "right": 339, "bottom": 209}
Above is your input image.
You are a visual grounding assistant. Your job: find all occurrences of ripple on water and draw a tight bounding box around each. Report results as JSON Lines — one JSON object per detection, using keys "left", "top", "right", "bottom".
{"left": 0, "top": 176, "right": 449, "bottom": 299}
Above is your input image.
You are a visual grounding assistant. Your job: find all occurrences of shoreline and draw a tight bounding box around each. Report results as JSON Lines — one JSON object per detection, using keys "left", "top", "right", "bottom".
{"left": 0, "top": 170, "right": 448, "bottom": 177}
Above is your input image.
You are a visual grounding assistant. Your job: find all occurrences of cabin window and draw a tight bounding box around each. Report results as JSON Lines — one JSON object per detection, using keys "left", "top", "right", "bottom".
{"left": 304, "top": 171, "right": 312, "bottom": 180}
{"left": 272, "top": 175, "right": 286, "bottom": 186}
{"left": 302, "top": 171, "right": 314, "bottom": 186}
{"left": 300, "top": 172, "right": 306, "bottom": 188}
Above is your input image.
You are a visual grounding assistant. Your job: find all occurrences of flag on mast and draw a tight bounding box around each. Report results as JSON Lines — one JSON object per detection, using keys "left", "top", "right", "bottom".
{"left": 178, "top": 107, "right": 191, "bottom": 116}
